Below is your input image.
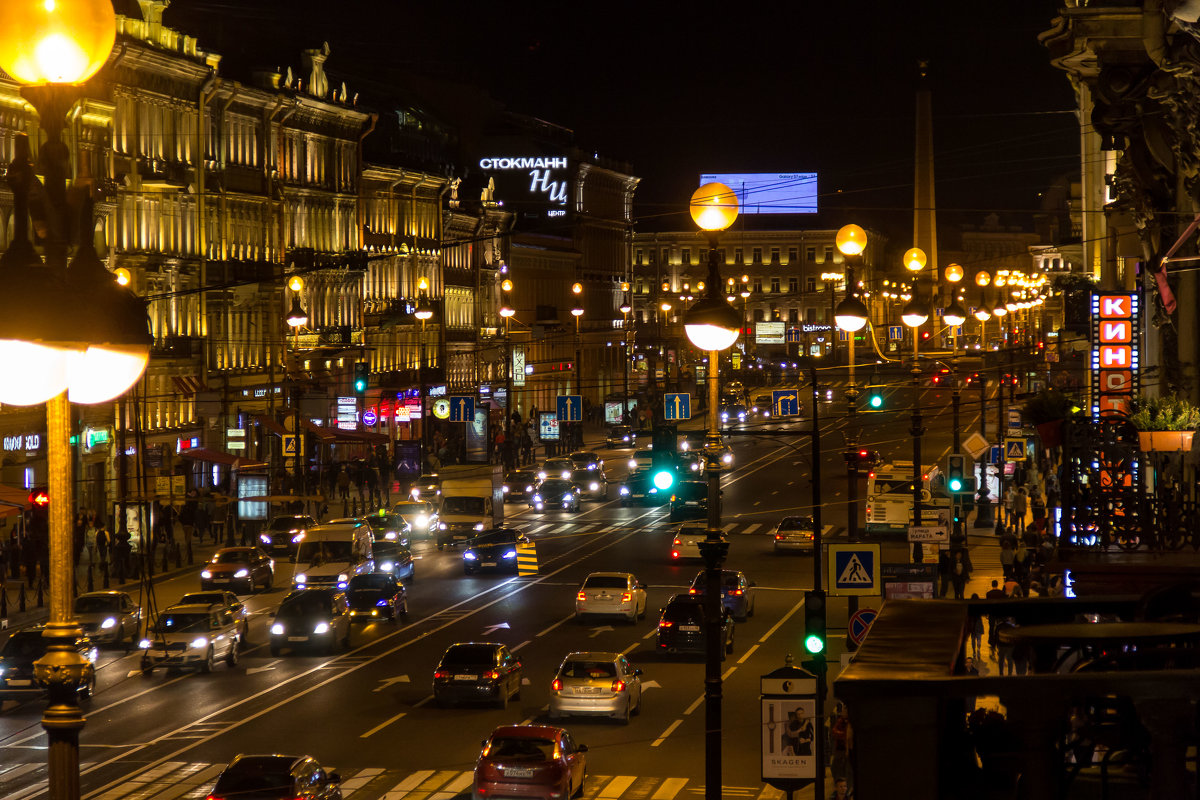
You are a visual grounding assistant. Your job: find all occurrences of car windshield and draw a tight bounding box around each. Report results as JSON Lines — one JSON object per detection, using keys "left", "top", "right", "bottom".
{"left": 348, "top": 574, "right": 395, "bottom": 592}
{"left": 583, "top": 575, "right": 627, "bottom": 589}
{"left": 470, "top": 530, "right": 518, "bottom": 545}
{"left": 365, "top": 516, "right": 403, "bottom": 531}
{"left": 394, "top": 502, "right": 434, "bottom": 515}
{"left": 277, "top": 593, "right": 331, "bottom": 618}
{"left": 1, "top": 631, "right": 48, "bottom": 659}
{"left": 506, "top": 472, "right": 536, "bottom": 482}
{"left": 488, "top": 737, "right": 555, "bottom": 761}
{"left": 561, "top": 660, "right": 616, "bottom": 679}
{"left": 295, "top": 540, "right": 353, "bottom": 565}
{"left": 691, "top": 572, "right": 742, "bottom": 590}
{"left": 663, "top": 601, "right": 704, "bottom": 624}
{"left": 74, "top": 596, "right": 119, "bottom": 614}
{"left": 570, "top": 469, "right": 595, "bottom": 482}
{"left": 179, "top": 593, "right": 226, "bottom": 607}
{"left": 441, "top": 644, "right": 497, "bottom": 666}
{"left": 269, "top": 517, "right": 309, "bottom": 531}
{"left": 154, "top": 613, "right": 210, "bottom": 634}
{"left": 610, "top": 426, "right": 631, "bottom": 436}
{"left": 538, "top": 480, "right": 572, "bottom": 494}
{"left": 571, "top": 453, "right": 598, "bottom": 463}
{"left": 543, "top": 459, "right": 572, "bottom": 471}
{"left": 212, "top": 550, "right": 252, "bottom": 564}
{"left": 442, "top": 496, "right": 486, "bottom": 515}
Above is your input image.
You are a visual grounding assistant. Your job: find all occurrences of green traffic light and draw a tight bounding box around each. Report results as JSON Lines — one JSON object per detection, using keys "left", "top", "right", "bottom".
{"left": 354, "top": 379, "right": 367, "bottom": 392}
{"left": 652, "top": 469, "right": 675, "bottom": 491}
{"left": 869, "top": 394, "right": 883, "bottom": 409}
{"left": 948, "top": 477, "right": 963, "bottom": 492}
{"left": 804, "top": 633, "right": 825, "bottom": 654}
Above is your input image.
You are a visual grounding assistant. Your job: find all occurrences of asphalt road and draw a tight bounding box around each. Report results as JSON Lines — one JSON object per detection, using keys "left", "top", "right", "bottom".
{"left": 0, "top": 369, "right": 983, "bottom": 800}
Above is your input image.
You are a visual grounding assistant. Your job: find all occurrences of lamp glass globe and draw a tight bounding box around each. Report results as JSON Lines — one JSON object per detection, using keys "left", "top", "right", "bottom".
{"left": 685, "top": 322, "right": 739, "bottom": 351}
{"left": 903, "top": 247, "right": 927, "bottom": 273}
{"left": 66, "top": 344, "right": 149, "bottom": 404}
{"left": 835, "top": 224, "right": 867, "bottom": 257}
{"left": 0, "top": 0, "right": 116, "bottom": 85}
{"left": 0, "top": 340, "right": 70, "bottom": 405}
{"left": 689, "top": 182, "right": 739, "bottom": 231}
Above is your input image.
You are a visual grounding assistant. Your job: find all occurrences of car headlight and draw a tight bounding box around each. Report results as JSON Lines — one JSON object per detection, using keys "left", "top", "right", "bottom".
{"left": 589, "top": 482, "right": 599, "bottom": 491}
{"left": 438, "top": 522, "right": 448, "bottom": 530}
{"left": 738, "top": 413, "right": 746, "bottom": 421}
{"left": 464, "top": 552, "right": 477, "bottom": 560}
{"left": 259, "top": 534, "right": 272, "bottom": 545}
{"left": 191, "top": 637, "right": 209, "bottom": 650}
{"left": 380, "top": 561, "right": 394, "bottom": 572}
{"left": 623, "top": 435, "right": 630, "bottom": 442}
{"left": 561, "top": 470, "right": 571, "bottom": 480}
{"left": 139, "top": 639, "right": 152, "bottom": 649}
{"left": 100, "top": 617, "right": 117, "bottom": 629}
{"left": 619, "top": 487, "right": 630, "bottom": 495}
{"left": 270, "top": 623, "right": 284, "bottom": 636}
{"left": 314, "top": 622, "right": 329, "bottom": 635}
{"left": 649, "top": 487, "right": 657, "bottom": 494}
{"left": 474, "top": 522, "right": 484, "bottom": 531}
{"left": 533, "top": 494, "right": 542, "bottom": 502}
{"left": 628, "top": 460, "right": 636, "bottom": 469}
{"left": 720, "top": 413, "right": 728, "bottom": 421}
{"left": 722, "top": 453, "right": 733, "bottom": 464}
{"left": 385, "top": 531, "right": 397, "bottom": 540}
{"left": 200, "top": 570, "right": 212, "bottom": 579}
{"left": 337, "top": 573, "right": 348, "bottom": 583}
{"left": 292, "top": 532, "right": 305, "bottom": 543}
{"left": 524, "top": 485, "right": 532, "bottom": 493}
{"left": 502, "top": 550, "right": 517, "bottom": 559}
{"left": 691, "top": 463, "right": 699, "bottom": 471}
{"left": 295, "top": 573, "right": 307, "bottom": 584}
{"left": 234, "top": 569, "right": 249, "bottom": 578}
{"left": 415, "top": 515, "right": 428, "bottom": 528}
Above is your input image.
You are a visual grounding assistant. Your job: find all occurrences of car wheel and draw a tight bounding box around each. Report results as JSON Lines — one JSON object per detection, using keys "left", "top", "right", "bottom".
{"left": 736, "top": 610, "right": 749, "bottom": 623}
{"left": 573, "top": 774, "right": 585, "bottom": 798}
{"left": 496, "top": 688, "right": 508, "bottom": 709}
{"left": 263, "top": 571, "right": 273, "bottom": 591}
{"left": 226, "top": 642, "right": 239, "bottom": 668}
{"left": 748, "top": 599, "right": 756, "bottom": 618}
{"left": 112, "top": 626, "right": 125, "bottom": 649}
{"left": 141, "top": 659, "right": 154, "bottom": 677}
{"left": 200, "top": 647, "right": 215, "bottom": 674}
{"left": 270, "top": 644, "right": 281, "bottom": 657}
{"left": 626, "top": 610, "right": 637, "bottom": 624}
{"left": 726, "top": 636, "right": 735, "bottom": 655}
{"left": 633, "top": 692, "right": 643, "bottom": 716}
{"left": 239, "top": 622, "right": 250, "bottom": 649}
{"left": 619, "top": 699, "right": 631, "bottom": 724}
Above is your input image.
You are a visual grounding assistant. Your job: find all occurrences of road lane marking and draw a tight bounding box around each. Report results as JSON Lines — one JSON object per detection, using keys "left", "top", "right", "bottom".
{"left": 510, "top": 639, "right": 532, "bottom": 652}
{"left": 683, "top": 694, "right": 703, "bottom": 715}
{"left": 381, "top": 769, "right": 435, "bottom": 800}
{"left": 759, "top": 596, "right": 806, "bottom": 643}
{"left": 652, "top": 777, "right": 689, "bottom": 799}
{"left": 340, "top": 767, "right": 384, "bottom": 795}
{"left": 621, "top": 642, "right": 639, "bottom": 655}
{"left": 642, "top": 628, "right": 658, "bottom": 639}
{"left": 737, "top": 643, "right": 760, "bottom": 664}
{"left": 413, "top": 694, "right": 434, "bottom": 707}
{"left": 599, "top": 776, "right": 636, "bottom": 796}
{"left": 361, "top": 711, "right": 407, "bottom": 738}
{"left": 536, "top": 612, "right": 576, "bottom": 637}
{"left": 743, "top": 523, "right": 762, "bottom": 534}
{"left": 429, "top": 772, "right": 474, "bottom": 800}
{"left": 651, "top": 719, "right": 683, "bottom": 747}
{"left": 722, "top": 666, "right": 737, "bottom": 680}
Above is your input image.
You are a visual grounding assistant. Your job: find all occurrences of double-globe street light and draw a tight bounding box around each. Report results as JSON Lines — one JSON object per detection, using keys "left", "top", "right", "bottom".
{"left": 0, "top": 3, "right": 153, "bottom": 798}
{"left": 833, "top": 225, "right": 870, "bottom": 543}
{"left": 501, "top": 279, "right": 516, "bottom": 467}
{"left": 414, "top": 279, "right": 435, "bottom": 458}
{"left": 685, "top": 182, "right": 740, "bottom": 800}
{"left": 285, "top": 276, "right": 310, "bottom": 497}
{"left": 901, "top": 248, "right": 931, "bottom": 562}
{"left": 571, "top": 282, "right": 584, "bottom": 449}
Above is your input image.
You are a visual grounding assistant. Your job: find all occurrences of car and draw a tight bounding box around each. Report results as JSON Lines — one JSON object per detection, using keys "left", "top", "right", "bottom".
{"left": 200, "top": 547, "right": 274, "bottom": 593}
{"left": 346, "top": 572, "right": 407, "bottom": 622}
{"left": 655, "top": 593, "right": 734, "bottom": 657}
{"left": 433, "top": 642, "right": 523, "bottom": 708}
{"left": 260, "top": 514, "right": 317, "bottom": 558}
{"left": 617, "top": 469, "right": 668, "bottom": 506}
{"left": 406, "top": 473, "right": 442, "bottom": 500}
{"left": 677, "top": 450, "right": 705, "bottom": 476}
{"left": 669, "top": 480, "right": 713, "bottom": 522}
{"left": 359, "top": 513, "right": 412, "bottom": 548}
{"left": 73, "top": 590, "right": 142, "bottom": 647}
{"left": 575, "top": 572, "right": 646, "bottom": 623}
{"left": 671, "top": 523, "right": 726, "bottom": 561}
{"left": 178, "top": 590, "right": 250, "bottom": 644}
{"left": 339, "top": 515, "right": 413, "bottom": 580}
{"left": 549, "top": 652, "right": 643, "bottom": 723}
{"left": 531, "top": 478, "right": 581, "bottom": 512}
{"left": 502, "top": 469, "right": 541, "bottom": 503}
{"left": 538, "top": 458, "right": 575, "bottom": 481}
{"left": 207, "top": 755, "right": 342, "bottom": 800}
{"left": 463, "top": 527, "right": 531, "bottom": 574}
{"left": 627, "top": 448, "right": 653, "bottom": 471}
{"left": 371, "top": 538, "right": 415, "bottom": 581}
{"left": 773, "top": 515, "right": 816, "bottom": 553}
{"left": 473, "top": 725, "right": 587, "bottom": 800}
{"left": 752, "top": 394, "right": 773, "bottom": 415}
{"left": 568, "top": 451, "right": 603, "bottom": 471}
{"left": 391, "top": 499, "right": 440, "bottom": 539}
{"left": 720, "top": 404, "right": 747, "bottom": 425}
{"left": 0, "top": 627, "right": 97, "bottom": 702}
{"left": 677, "top": 430, "right": 706, "bottom": 452}
{"left": 268, "top": 588, "right": 351, "bottom": 656}
{"left": 139, "top": 603, "right": 241, "bottom": 674}
{"left": 689, "top": 569, "right": 756, "bottom": 621}
{"left": 605, "top": 425, "right": 636, "bottom": 448}
{"left": 569, "top": 467, "right": 609, "bottom": 500}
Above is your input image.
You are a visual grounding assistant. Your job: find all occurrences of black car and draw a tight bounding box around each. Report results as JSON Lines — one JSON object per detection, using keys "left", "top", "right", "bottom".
{"left": 268, "top": 588, "right": 351, "bottom": 656}
{"left": 530, "top": 478, "right": 581, "bottom": 512}
{"left": 208, "top": 755, "right": 342, "bottom": 800}
{"left": 361, "top": 514, "right": 411, "bottom": 548}
{"left": 0, "top": 627, "right": 98, "bottom": 702}
{"left": 462, "top": 527, "right": 531, "bottom": 574}
{"left": 605, "top": 425, "right": 636, "bottom": 448}
{"left": 371, "top": 538, "right": 415, "bottom": 581}
{"left": 346, "top": 572, "right": 407, "bottom": 622}
{"left": 617, "top": 469, "right": 669, "bottom": 506}
{"left": 655, "top": 594, "right": 734, "bottom": 658}
{"left": 433, "top": 642, "right": 523, "bottom": 708}
{"left": 569, "top": 468, "right": 609, "bottom": 500}
{"left": 503, "top": 469, "right": 540, "bottom": 502}
{"left": 669, "top": 480, "right": 715, "bottom": 522}
{"left": 260, "top": 515, "right": 316, "bottom": 558}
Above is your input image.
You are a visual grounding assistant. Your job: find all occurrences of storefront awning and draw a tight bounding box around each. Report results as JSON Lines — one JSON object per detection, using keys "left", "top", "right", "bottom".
{"left": 253, "top": 415, "right": 288, "bottom": 437}
{"left": 178, "top": 448, "right": 267, "bottom": 470}
{"left": 0, "top": 484, "right": 31, "bottom": 518}
{"left": 301, "top": 420, "right": 386, "bottom": 445}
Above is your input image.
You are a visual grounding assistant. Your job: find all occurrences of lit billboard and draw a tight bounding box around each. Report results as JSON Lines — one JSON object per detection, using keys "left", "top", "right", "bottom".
{"left": 756, "top": 322, "right": 786, "bottom": 345}
{"left": 1090, "top": 292, "right": 1140, "bottom": 418}
{"left": 478, "top": 153, "right": 571, "bottom": 221}
{"left": 699, "top": 172, "right": 818, "bottom": 214}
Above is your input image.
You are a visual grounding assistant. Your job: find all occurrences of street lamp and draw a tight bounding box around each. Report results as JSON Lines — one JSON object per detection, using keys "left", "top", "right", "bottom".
{"left": 619, "top": 284, "right": 632, "bottom": 423}
{"left": 500, "top": 279, "right": 516, "bottom": 468}
{"left": 901, "top": 246, "right": 929, "bottom": 563}
{"left": 0, "top": 4, "right": 150, "bottom": 799}
{"left": 285, "top": 276, "right": 308, "bottom": 498}
{"left": 834, "top": 225, "right": 870, "bottom": 552}
{"left": 571, "top": 283, "right": 584, "bottom": 449}
{"left": 414, "top": 279, "right": 434, "bottom": 457}
{"left": 686, "top": 182, "right": 739, "bottom": 800}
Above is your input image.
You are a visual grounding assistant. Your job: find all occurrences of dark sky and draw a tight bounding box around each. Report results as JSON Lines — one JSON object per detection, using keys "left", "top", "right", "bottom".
{"left": 165, "top": 1, "right": 1078, "bottom": 238}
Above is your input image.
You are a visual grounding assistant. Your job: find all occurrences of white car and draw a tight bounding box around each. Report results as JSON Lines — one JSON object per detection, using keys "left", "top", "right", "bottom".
{"left": 671, "top": 524, "right": 727, "bottom": 561}
{"left": 391, "top": 499, "right": 439, "bottom": 539}
{"left": 139, "top": 603, "right": 241, "bottom": 674}
{"left": 773, "top": 515, "right": 816, "bottom": 553}
{"left": 575, "top": 572, "right": 647, "bottom": 623}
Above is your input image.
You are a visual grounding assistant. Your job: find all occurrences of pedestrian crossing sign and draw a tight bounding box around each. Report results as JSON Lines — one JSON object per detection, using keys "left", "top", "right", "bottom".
{"left": 1004, "top": 437, "right": 1026, "bottom": 462}
{"left": 828, "top": 544, "right": 880, "bottom": 596}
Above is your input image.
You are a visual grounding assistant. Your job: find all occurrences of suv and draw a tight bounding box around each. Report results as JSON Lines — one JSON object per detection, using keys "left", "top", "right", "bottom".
{"left": 260, "top": 514, "right": 316, "bottom": 558}
{"left": 655, "top": 594, "right": 734, "bottom": 658}
{"left": 433, "top": 642, "right": 522, "bottom": 708}
{"left": 269, "top": 588, "right": 351, "bottom": 655}
{"left": 0, "top": 627, "right": 98, "bottom": 702}
{"left": 178, "top": 590, "right": 250, "bottom": 644}
{"left": 139, "top": 603, "right": 241, "bottom": 674}
{"left": 74, "top": 591, "right": 142, "bottom": 647}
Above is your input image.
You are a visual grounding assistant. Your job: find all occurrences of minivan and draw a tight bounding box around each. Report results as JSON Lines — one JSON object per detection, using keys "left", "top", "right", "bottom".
{"left": 292, "top": 523, "right": 374, "bottom": 590}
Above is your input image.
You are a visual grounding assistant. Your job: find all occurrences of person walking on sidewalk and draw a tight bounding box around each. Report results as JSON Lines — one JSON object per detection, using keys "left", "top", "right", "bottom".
{"left": 1003, "top": 485, "right": 1015, "bottom": 531}
{"left": 950, "top": 548, "right": 972, "bottom": 599}
{"left": 1012, "top": 487, "right": 1028, "bottom": 534}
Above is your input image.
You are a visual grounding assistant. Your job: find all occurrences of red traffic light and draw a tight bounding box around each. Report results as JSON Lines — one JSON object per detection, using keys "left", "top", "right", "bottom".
{"left": 28, "top": 489, "right": 49, "bottom": 506}
{"left": 858, "top": 449, "right": 869, "bottom": 458}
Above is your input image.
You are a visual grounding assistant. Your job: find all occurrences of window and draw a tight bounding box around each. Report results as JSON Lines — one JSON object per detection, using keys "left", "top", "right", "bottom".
{"left": 771, "top": 308, "right": 781, "bottom": 321}
{"left": 681, "top": 249, "right": 691, "bottom": 265}
{"left": 649, "top": 250, "right": 656, "bottom": 264}
{"left": 770, "top": 278, "right": 781, "bottom": 293}
{"left": 635, "top": 249, "right": 643, "bottom": 265}
{"left": 806, "top": 247, "right": 816, "bottom": 261}
{"left": 824, "top": 246, "right": 833, "bottom": 262}
{"left": 788, "top": 247, "right": 798, "bottom": 263}
{"left": 734, "top": 248, "right": 743, "bottom": 263}
{"left": 753, "top": 247, "right": 763, "bottom": 263}
{"left": 770, "top": 247, "right": 780, "bottom": 263}
{"left": 718, "top": 248, "right": 726, "bottom": 263}
{"left": 753, "top": 279, "right": 763, "bottom": 293}
{"left": 807, "top": 277, "right": 817, "bottom": 292}
{"left": 788, "top": 277, "right": 798, "bottom": 293}
{"left": 753, "top": 309, "right": 764, "bottom": 322}
{"left": 662, "top": 249, "right": 670, "bottom": 264}
{"left": 806, "top": 308, "right": 817, "bottom": 323}
{"left": 789, "top": 308, "right": 800, "bottom": 323}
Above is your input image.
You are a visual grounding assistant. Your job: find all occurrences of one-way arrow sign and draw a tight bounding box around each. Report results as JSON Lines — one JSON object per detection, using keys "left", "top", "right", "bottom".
{"left": 246, "top": 661, "right": 280, "bottom": 675}
{"left": 482, "top": 623, "right": 511, "bottom": 635}
{"left": 372, "top": 674, "right": 411, "bottom": 692}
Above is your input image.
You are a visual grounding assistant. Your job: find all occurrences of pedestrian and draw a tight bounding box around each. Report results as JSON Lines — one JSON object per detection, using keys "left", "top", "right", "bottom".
{"left": 985, "top": 579, "right": 1006, "bottom": 652}
{"left": 995, "top": 618, "right": 1018, "bottom": 675}
{"left": 83, "top": 513, "right": 99, "bottom": 565}
{"left": 196, "top": 495, "right": 212, "bottom": 544}
{"left": 969, "top": 597, "right": 984, "bottom": 658}
{"left": 937, "top": 548, "right": 952, "bottom": 598}
{"left": 950, "top": 548, "right": 972, "bottom": 599}
{"left": 95, "top": 517, "right": 111, "bottom": 570}
{"left": 113, "top": 525, "right": 132, "bottom": 583}
{"left": 1030, "top": 490, "right": 1046, "bottom": 521}
{"left": 963, "top": 655, "right": 980, "bottom": 676}
{"left": 830, "top": 705, "right": 851, "bottom": 781}
{"left": 180, "top": 491, "right": 197, "bottom": 541}
{"left": 1003, "top": 485, "right": 1015, "bottom": 530}
{"left": 999, "top": 539, "right": 1015, "bottom": 581}
{"left": 830, "top": 777, "right": 853, "bottom": 800}
{"left": 336, "top": 467, "right": 350, "bottom": 501}
{"left": 73, "top": 512, "right": 87, "bottom": 566}
{"left": 1013, "top": 487, "right": 1028, "bottom": 533}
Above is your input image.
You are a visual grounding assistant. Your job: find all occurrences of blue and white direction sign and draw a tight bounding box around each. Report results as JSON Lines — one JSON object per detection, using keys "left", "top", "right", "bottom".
{"left": 772, "top": 389, "right": 799, "bottom": 417}
{"left": 828, "top": 543, "right": 881, "bottom": 596}
{"left": 448, "top": 396, "right": 475, "bottom": 422}
{"left": 889, "top": 325, "right": 904, "bottom": 341}
{"left": 557, "top": 394, "right": 583, "bottom": 422}
{"left": 664, "top": 393, "right": 691, "bottom": 421}
{"left": 785, "top": 327, "right": 802, "bottom": 343}
{"left": 989, "top": 445, "right": 1003, "bottom": 465}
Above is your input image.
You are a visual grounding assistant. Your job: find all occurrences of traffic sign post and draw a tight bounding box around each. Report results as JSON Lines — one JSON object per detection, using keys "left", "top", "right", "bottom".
{"left": 1004, "top": 437, "right": 1026, "bottom": 462}
{"left": 281, "top": 434, "right": 298, "bottom": 458}
{"left": 847, "top": 608, "right": 878, "bottom": 647}
{"left": 772, "top": 389, "right": 799, "bottom": 417}
{"left": 760, "top": 662, "right": 819, "bottom": 795}
{"left": 556, "top": 394, "right": 583, "bottom": 422}
{"left": 664, "top": 393, "right": 691, "bottom": 421}
{"left": 448, "top": 396, "right": 475, "bottom": 422}
{"left": 828, "top": 544, "right": 881, "bottom": 596}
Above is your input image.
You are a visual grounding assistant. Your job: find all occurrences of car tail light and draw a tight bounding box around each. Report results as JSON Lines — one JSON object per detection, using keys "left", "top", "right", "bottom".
{"left": 775, "top": 533, "right": 784, "bottom": 540}
{"left": 688, "top": 587, "right": 698, "bottom": 594}
{"left": 611, "top": 679, "right": 626, "bottom": 692}
{"left": 621, "top": 591, "right": 632, "bottom": 602}
{"left": 484, "top": 669, "right": 501, "bottom": 681}
{"left": 434, "top": 670, "right": 450, "bottom": 680}
{"left": 671, "top": 551, "right": 680, "bottom": 559}
{"left": 552, "top": 678, "right": 563, "bottom": 691}
{"left": 576, "top": 591, "right": 587, "bottom": 601}
{"left": 730, "top": 588, "right": 743, "bottom": 595}
{"left": 659, "top": 620, "right": 673, "bottom": 628}
{"left": 205, "top": 796, "right": 223, "bottom": 800}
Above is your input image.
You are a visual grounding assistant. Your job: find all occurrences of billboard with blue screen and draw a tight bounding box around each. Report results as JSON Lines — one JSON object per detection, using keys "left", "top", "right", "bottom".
{"left": 699, "top": 172, "right": 818, "bottom": 214}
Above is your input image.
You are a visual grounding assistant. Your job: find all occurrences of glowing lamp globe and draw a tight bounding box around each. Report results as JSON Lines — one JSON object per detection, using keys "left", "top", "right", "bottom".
{"left": 66, "top": 345, "right": 149, "bottom": 404}
{"left": 973, "top": 303, "right": 992, "bottom": 322}
{"left": 901, "top": 299, "right": 929, "bottom": 328}
{"left": 834, "top": 295, "right": 869, "bottom": 332}
{"left": 943, "top": 300, "right": 968, "bottom": 327}
{"left": 689, "top": 182, "right": 739, "bottom": 232}
{"left": 0, "top": 0, "right": 116, "bottom": 85}
{"left": 835, "top": 224, "right": 867, "bottom": 257}
{"left": 992, "top": 304, "right": 1008, "bottom": 318}
{"left": 944, "top": 263, "right": 964, "bottom": 283}
{"left": 286, "top": 296, "right": 308, "bottom": 328}
{"left": 684, "top": 296, "right": 741, "bottom": 351}
{"left": 0, "top": 340, "right": 70, "bottom": 405}
{"left": 975, "top": 271, "right": 991, "bottom": 287}
{"left": 903, "top": 248, "right": 927, "bottom": 273}
{"left": 288, "top": 275, "right": 305, "bottom": 292}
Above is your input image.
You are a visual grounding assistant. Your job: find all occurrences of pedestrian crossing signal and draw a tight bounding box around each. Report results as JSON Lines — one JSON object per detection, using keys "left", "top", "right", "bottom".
{"left": 354, "top": 361, "right": 369, "bottom": 394}
{"left": 803, "top": 589, "right": 826, "bottom": 655}
{"left": 946, "top": 453, "right": 968, "bottom": 493}
{"left": 863, "top": 390, "right": 884, "bottom": 411}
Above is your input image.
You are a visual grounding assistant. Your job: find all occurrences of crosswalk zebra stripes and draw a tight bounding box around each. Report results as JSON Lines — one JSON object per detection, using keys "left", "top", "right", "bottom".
{"left": 507, "top": 520, "right": 840, "bottom": 538}
{"left": 0, "top": 761, "right": 792, "bottom": 800}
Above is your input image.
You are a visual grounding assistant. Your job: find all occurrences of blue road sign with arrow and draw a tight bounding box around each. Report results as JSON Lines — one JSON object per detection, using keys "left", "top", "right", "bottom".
{"left": 785, "top": 327, "right": 801, "bottom": 343}
{"left": 557, "top": 395, "right": 583, "bottom": 422}
{"left": 889, "top": 325, "right": 903, "bottom": 341}
{"left": 448, "top": 396, "right": 475, "bottom": 422}
{"left": 772, "top": 389, "right": 799, "bottom": 417}
{"left": 664, "top": 393, "right": 691, "bottom": 421}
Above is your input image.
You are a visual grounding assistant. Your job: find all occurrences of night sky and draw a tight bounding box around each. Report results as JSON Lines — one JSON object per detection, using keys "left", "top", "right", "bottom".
{"left": 163, "top": 1, "right": 1078, "bottom": 240}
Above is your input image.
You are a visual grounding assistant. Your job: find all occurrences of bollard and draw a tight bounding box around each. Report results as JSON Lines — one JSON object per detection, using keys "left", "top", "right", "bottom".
{"left": 101, "top": 560, "right": 110, "bottom": 589}
{"left": 1, "top": 584, "right": 7, "bottom": 618}
{"left": 36, "top": 578, "right": 44, "bottom": 608}
{"left": 19, "top": 582, "right": 26, "bottom": 611}
{"left": 175, "top": 541, "right": 183, "bottom": 569}
{"left": 162, "top": 544, "right": 170, "bottom": 573}
{"left": 186, "top": 537, "right": 193, "bottom": 566}
{"left": 87, "top": 563, "right": 95, "bottom": 593}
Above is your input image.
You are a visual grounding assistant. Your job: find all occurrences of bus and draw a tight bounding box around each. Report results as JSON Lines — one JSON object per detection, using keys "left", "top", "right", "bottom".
{"left": 864, "top": 461, "right": 950, "bottom": 535}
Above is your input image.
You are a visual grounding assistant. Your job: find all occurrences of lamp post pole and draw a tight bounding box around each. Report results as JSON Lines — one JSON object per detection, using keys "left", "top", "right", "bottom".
{"left": 414, "top": 289, "right": 434, "bottom": 467}
{"left": 806, "top": 358, "right": 826, "bottom": 800}
{"left": 833, "top": 225, "right": 870, "bottom": 548}
{"left": 901, "top": 248, "right": 929, "bottom": 563}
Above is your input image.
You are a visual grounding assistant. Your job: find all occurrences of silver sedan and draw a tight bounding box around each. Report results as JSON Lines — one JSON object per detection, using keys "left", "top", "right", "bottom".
{"left": 549, "top": 651, "right": 643, "bottom": 723}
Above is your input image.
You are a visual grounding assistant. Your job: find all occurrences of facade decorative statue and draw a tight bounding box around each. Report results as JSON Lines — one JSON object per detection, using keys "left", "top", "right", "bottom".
{"left": 302, "top": 42, "right": 332, "bottom": 100}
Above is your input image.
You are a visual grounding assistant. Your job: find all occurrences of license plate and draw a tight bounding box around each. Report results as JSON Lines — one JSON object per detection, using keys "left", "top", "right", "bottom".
{"left": 212, "top": 578, "right": 229, "bottom": 583}
{"left": 454, "top": 674, "right": 477, "bottom": 681}
{"left": 503, "top": 768, "right": 534, "bottom": 778}
{"left": 482, "top": 562, "right": 496, "bottom": 567}
{"left": 287, "top": 636, "right": 308, "bottom": 642}
{"left": 576, "top": 686, "right": 602, "bottom": 694}
{"left": 6, "top": 679, "right": 32, "bottom": 687}
{"left": 680, "top": 625, "right": 701, "bottom": 632}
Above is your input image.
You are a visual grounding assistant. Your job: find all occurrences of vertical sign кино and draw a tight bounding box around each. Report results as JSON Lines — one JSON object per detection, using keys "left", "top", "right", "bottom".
{"left": 1090, "top": 292, "right": 1140, "bottom": 419}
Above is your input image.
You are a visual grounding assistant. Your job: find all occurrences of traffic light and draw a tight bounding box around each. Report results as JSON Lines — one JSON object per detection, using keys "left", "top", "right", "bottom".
{"left": 28, "top": 487, "right": 49, "bottom": 537}
{"left": 353, "top": 361, "right": 369, "bottom": 394}
{"left": 863, "top": 389, "right": 884, "bottom": 411}
{"left": 650, "top": 425, "right": 677, "bottom": 491}
{"left": 803, "top": 589, "right": 826, "bottom": 656}
{"left": 946, "top": 453, "right": 968, "bottom": 493}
